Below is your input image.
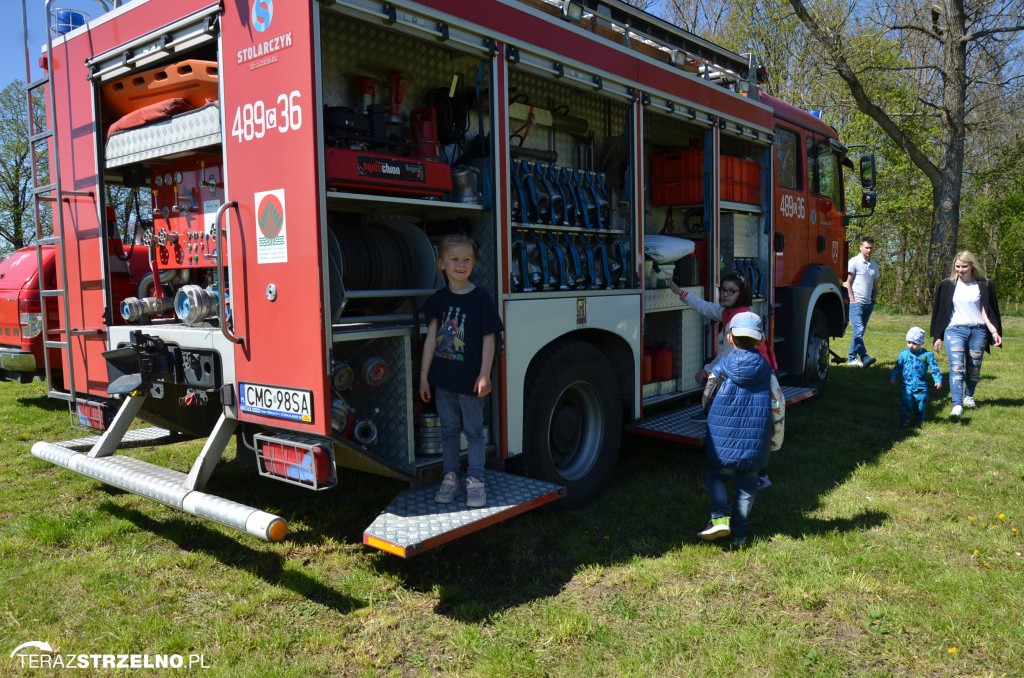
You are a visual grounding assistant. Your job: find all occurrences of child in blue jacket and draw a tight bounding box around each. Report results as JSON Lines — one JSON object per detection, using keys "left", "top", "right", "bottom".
{"left": 698, "top": 312, "right": 784, "bottom": 547}
{"left": 890, "top": 326, "right": 943, "bottom": 427}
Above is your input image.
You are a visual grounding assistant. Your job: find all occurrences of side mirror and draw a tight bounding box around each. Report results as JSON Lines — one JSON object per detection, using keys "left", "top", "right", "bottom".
{"left": 859, "top": 153, "right": 876, "bottom": 190}
{"left": 861, "top": 191, "right": 877, "bottom": 210}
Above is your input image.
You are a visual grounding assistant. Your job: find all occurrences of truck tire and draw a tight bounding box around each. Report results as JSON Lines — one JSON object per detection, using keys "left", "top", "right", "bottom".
{"left": 522, "top": 340, "right": 621, "bottom": 509}
{"left": 799, "top": 309, "right": 830, "bottom": 398}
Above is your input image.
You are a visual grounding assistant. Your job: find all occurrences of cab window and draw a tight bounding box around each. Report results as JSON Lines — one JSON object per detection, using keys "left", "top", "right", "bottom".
{"left": 806, "top": 137, "right": 842, "bottom": 207}
{"left": 775, "top": 128, "right": 800, "bottom": 190}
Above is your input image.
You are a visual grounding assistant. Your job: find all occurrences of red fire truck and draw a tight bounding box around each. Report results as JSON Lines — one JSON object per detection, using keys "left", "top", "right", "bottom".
{"left": 22, "top": 0, "right": 874, "bottom": 556}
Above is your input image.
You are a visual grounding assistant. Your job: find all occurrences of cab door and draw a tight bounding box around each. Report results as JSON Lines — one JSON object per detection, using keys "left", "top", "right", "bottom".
{"left": 806, "top": 134, "right": 846, "bottom": 280}
{"left": 772, "top": 126, "right": 808, "bottom": 288}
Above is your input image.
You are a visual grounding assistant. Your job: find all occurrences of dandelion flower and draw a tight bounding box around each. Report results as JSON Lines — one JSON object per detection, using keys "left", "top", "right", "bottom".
{"left": 968, "top": 516, "right": 975, "bottom": 521}
{"left": 973, "top": 550, "right": 979, "bottom": 556}
{"left": 1013, "top": 528, "right": 1019, "bottom": 534}
{"left": 948, "top": 647, "right": 957, "bottom": 654}
{"left": 998, "top": 514, "right": 1005, "bottom": 520}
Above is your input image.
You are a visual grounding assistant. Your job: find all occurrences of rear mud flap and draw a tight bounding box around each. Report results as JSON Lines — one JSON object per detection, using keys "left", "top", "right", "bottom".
{"left": 363, "top": 469, "right": 564, "bottom": 557}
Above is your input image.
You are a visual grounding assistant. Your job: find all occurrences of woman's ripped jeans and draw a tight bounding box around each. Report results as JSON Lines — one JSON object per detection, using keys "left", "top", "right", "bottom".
{"left": 943, "top": 325, "right": 986, "bottom": 406}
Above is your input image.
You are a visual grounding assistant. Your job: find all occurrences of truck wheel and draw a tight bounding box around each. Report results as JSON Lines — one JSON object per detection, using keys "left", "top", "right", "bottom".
{"left": 800, "top": 309, "right": 830, "bottom": 398}
{"left": 522, "top": 340, "right": 621, "bottom": 509}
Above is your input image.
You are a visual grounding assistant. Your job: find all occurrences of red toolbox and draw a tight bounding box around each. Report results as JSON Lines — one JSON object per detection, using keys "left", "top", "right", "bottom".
{"left": 325, "top": 148, "right": 452, "bottom": 198}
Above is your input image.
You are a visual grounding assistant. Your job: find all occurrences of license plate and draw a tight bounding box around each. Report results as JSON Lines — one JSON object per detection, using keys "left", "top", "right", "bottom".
{"left": 238, "top": 382, "right": 313, "bottom": 423}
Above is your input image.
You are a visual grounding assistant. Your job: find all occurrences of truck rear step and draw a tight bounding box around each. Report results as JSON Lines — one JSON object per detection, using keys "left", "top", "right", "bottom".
{"left": 629, "top": 385, "right": 817, "bottom": 444}
{"left": 363, "top": 470, "right": 564, "bottom": 557}
{"left": 33, "top": 393, "right": 287, "bottom": 542}
{"left": 32, "top": 442, "right": 287, "bottom": 541}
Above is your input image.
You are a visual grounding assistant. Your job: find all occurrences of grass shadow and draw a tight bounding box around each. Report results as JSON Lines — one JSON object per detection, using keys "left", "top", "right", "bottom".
{"left": 17, "top": 392, "right": 68, "bottom": 413}
{"left": 102, "top": 501, "right": 365, "bottom": 616}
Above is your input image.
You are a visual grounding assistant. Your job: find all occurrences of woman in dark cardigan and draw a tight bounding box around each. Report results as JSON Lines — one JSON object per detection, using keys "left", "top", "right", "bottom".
{"left": 930, "top": 251, "right": 1003, "bottom": 417}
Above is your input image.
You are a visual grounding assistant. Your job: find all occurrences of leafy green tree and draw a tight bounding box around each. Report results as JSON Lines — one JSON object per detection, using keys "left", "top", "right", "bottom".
{"left": 786, "top": 0, "right": 1024, "bottom": 291}
{"left": 0, "top": 80, "right": 47, "bottom": 257}
{"left": 960, "top": 135, "right": 1024, "bottom": 309}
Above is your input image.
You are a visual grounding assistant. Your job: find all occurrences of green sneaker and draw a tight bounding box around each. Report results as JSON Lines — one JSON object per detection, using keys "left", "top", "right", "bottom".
{"left": 698, "top": 517, "right": 731, "bottom": 540}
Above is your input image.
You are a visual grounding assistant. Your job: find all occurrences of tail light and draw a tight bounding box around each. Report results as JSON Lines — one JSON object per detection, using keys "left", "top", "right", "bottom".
{"left": 19, "top": 297, "right": 43, "bottom": 340}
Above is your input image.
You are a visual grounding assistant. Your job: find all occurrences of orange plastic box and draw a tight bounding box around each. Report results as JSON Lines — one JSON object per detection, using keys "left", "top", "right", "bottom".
{"left": 652, "top": 149, "right": 703, "bottom": 206}
{"left": 102, "top": 60, "right": 219, "bottom": 118}
{"left": 652, "top": 151, "right": 761, "bottom": 206}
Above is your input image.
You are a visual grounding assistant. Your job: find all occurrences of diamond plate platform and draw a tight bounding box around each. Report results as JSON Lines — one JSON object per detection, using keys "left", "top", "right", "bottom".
{"left": 363, "top": 470, "right": 564, "bottom": 557}
{"left": 57, "top": 427, "right": 193, "bottom": 452}
{"left": 628, "top": 385, "right": 817, "bottom": 444}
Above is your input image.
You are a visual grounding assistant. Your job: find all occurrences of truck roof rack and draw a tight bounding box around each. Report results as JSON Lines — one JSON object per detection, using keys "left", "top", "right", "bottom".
{"left": 530, "top": 0, "right": 758, "bottom": 93}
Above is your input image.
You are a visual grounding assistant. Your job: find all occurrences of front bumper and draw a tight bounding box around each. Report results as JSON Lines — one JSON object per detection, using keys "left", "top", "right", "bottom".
{"left": 0, "top": 347, "right": 38, "bottom": 373}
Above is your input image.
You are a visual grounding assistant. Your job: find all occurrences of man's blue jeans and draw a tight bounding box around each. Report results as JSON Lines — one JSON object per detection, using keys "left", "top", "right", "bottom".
{"left": 848, "top": 301, "right": 874, "bottom": 361}
{"left": 434, "top": 386, "right": 486, "bottom": 480}
{"left": 943, "top": 325, "right": 987, "bottom": 407}
{"left": 706, "top": 465, "right": 761, "bottom": 541}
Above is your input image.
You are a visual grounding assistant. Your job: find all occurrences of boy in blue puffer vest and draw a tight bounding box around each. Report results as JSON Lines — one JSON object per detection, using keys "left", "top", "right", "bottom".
{"left": 698, "top": 312, "right": 784, "bottom": 547}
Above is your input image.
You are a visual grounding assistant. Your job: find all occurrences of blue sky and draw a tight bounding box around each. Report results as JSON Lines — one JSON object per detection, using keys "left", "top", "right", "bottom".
{"left": 4, "top": 2, "right": 100, "bottom": 89}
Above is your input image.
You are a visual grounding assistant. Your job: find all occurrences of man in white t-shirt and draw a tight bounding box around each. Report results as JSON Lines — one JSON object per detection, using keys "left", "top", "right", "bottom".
{"left": 843, "top": 237, "right": 880, "bottom": 367}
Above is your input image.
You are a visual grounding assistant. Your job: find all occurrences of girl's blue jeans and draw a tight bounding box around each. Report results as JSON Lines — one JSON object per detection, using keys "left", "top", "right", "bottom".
{"left": 435, "top": 386, "right": 486, "bottom": 480}
{"left": 943, "top": 325, "right": 986, "bottom": 407}
{"left": 706, "top": 465, "right": 761, "bottom": 541}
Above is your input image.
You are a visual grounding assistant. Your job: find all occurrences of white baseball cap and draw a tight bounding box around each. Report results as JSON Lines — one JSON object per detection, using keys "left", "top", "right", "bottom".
{"left": 727, "top": 312, "right": 763, "bottom": 341}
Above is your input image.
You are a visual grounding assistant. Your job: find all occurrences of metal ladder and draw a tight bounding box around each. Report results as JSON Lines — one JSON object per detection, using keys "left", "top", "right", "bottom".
{"left": 19, "top": 0, "right": 99, "bottom": 406}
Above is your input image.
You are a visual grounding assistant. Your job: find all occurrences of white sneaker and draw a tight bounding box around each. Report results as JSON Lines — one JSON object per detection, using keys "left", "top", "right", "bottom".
{"left": 846, "top": 359, "right": 863, "bottom": 368}
{"left": 963, "top": 396, "right": 976, "bottom": 409}
{"left": 950, "top": 405, "right": 963, "bottom": 417}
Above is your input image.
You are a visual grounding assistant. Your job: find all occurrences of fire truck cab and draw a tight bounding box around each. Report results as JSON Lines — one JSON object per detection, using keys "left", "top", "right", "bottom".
{"left": 23, "top": 0, "right": 873, "bottom": 556}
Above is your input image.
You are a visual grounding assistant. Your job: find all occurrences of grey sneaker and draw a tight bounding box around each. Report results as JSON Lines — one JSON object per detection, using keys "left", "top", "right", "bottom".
{"left": 846, "top": 359, "right": 863, "bottom": 367}
{"left": 698, "top": 517, "right": 731, "bottom": 540}
{"left": 862, "top": 356, "right": 877, "bottom": 367}
{"left": 466, "top": 477, "right": 486, "bottom": 508}
{"left": 963, "top": 396, "right": 976, "bottom": 409}
{"left": 435, "top": 472, "right": 458, "bottom": 504}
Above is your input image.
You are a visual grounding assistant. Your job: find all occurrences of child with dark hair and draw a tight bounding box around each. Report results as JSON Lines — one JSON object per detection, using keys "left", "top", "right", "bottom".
{"left": 670, "top": 273, "right": 778, "bottom": 489}
{"left": 669, "top": 273, "right": 776, "bottom": 383}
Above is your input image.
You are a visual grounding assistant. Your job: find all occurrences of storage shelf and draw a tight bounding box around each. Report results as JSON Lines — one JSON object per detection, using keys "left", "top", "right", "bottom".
{"left": 326, "top": 191, "right": 485, "bottom": 219}
{"left": 654, "top": 201, "right": 764, "bottom": 215}
{"left": 511, "top": 222, "right": 627, "bottom": 234}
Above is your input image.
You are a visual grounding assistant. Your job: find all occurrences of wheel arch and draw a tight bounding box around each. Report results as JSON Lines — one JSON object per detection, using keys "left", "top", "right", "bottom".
{"left": 524, "top": 328, "right": 635, "bottom": 404}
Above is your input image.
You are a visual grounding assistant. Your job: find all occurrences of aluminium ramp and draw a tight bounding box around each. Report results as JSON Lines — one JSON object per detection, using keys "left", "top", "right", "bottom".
{"left": 364, "top": 469, "right": 564, "bottom": 557}
{"left": 629, "top": 385, "right": 817, "bottom": 444}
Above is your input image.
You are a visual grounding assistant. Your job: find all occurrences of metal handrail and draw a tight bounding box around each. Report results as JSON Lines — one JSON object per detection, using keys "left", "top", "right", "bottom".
{"left": 214, "top": 201, "right": 244, "bottom": 346}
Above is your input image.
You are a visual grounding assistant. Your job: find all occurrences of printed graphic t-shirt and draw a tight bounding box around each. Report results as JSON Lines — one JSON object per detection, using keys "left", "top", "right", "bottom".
{"left": 422, "top": 285, "right": 504, "bottom": 395}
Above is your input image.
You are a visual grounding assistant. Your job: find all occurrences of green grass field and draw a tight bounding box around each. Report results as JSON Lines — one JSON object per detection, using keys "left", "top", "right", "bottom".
{"left": 1, "top": 313, "right": 1021, "bottom": 676}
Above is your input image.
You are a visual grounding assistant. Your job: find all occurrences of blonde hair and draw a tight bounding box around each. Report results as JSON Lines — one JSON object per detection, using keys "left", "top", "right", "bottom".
{"left": 437, "top": 233, "right": 478, "bottom": 263}
{"left": 948, "top": 250, "right": 985, "bottom": 281}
